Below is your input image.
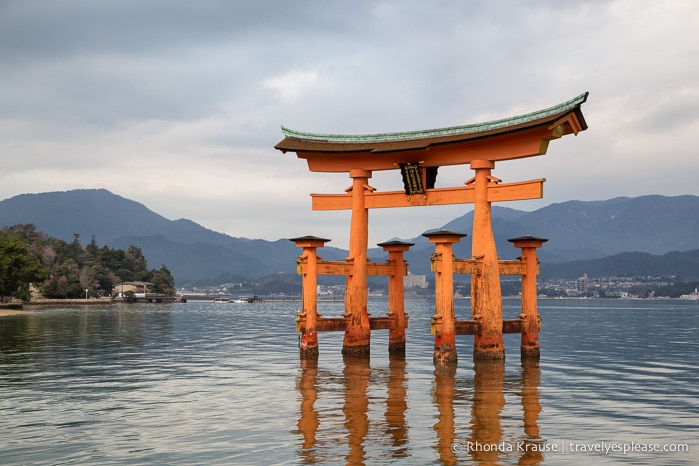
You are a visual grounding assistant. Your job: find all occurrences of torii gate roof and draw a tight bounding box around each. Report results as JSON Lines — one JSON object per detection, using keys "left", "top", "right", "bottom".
{"left": 275, "top": 92, "right": 588, "bottom": 172}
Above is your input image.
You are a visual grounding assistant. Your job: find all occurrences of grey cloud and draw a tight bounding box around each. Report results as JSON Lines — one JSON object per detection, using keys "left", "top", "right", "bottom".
{"left": 0, "top": 0, "right": 364, "bottom": 60}
{"left": 0, "top": 0, "right": 697, "bottom": 246}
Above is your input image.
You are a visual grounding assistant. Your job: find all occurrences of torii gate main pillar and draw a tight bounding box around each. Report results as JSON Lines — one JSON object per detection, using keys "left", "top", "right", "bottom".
{"left": 343, "top": 169, "right": 372, "bottom": 357}
{"left": 470, "top": 160, "right": 505, "bottom": 360}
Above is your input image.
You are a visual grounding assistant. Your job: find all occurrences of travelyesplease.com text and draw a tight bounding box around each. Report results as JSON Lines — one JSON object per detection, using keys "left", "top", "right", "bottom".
{"left": 451, "top": 440, "right": 689, "bottom": 455}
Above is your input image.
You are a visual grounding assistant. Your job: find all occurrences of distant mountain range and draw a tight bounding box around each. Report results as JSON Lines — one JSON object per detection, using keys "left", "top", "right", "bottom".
{"left": 0, "top": 189, "right": 348, "bottom": 285}
{"left": 1, "top": 189, "right": 698, "bottom": 284}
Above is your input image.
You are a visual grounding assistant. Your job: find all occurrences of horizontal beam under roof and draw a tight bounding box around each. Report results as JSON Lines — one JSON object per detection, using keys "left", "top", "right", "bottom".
{"left": 311, "top": 178, "right": 545, "bottom": 210}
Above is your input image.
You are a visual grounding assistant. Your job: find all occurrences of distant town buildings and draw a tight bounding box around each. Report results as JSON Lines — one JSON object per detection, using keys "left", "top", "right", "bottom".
{"left": 576, "top": 274, "right": 589, "bottom": 293}
{"left": 179, "top": 273, "right": 696, "bottom": 300}
{"left": 538, "top": 274, "right": 680, "bottom": 298}
{"left": 404, "top": 272, "right": 428, "bottom": 289}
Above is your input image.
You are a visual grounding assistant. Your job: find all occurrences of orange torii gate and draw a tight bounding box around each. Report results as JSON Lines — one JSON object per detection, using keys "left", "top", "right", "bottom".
{"left": 276, "top": 92, "right": 588, "bottom": 362}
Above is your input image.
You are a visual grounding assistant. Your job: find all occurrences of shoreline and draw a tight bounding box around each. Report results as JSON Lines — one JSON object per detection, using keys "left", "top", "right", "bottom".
{"left": 27, "top": 298, "right": 113, "bottom": 306}
{"left": 0, "top": 307, "right": 29, "bottom": 317}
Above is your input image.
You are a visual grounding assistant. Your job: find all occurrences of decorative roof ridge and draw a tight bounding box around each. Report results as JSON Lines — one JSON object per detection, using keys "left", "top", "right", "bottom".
{"left": 281, "top": 92, "right": 588, "bottom": 143}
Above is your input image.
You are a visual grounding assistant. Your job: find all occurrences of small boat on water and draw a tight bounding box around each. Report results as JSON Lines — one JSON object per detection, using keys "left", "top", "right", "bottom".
{"left": 233, "top": 297, "right": 256, "bottom": 303}
{"left": 214, "top": 297, "right": 256, "bottom": 304}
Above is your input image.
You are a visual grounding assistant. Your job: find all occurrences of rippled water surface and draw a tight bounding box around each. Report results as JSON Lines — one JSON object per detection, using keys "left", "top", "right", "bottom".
{"left": 1, "top": 299, "right": 697, "bottom": 465}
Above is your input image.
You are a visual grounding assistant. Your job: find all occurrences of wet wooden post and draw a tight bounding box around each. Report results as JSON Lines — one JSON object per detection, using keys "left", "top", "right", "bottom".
{"left": 378, "top": 240, "right": 414, "bottom": 355}
{"left": 508, "top": 236, "right": 548, "bottom": 360}
{"left": 470, "top": 160, "right": 506, "bottom": 361}
{"left": 343, "top": 169, "right": 373, "bottom": 357}
{"left": 423, "top": 230, "right": 467, "bottom": 366}
{"left": 291, "top": 235, "right": 331, "bottom": 359}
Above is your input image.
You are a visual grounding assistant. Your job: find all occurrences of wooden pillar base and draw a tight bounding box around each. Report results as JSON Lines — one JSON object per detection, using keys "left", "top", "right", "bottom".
{"left": 342, "top": 344, "right": 370, "bottom": 358}
{"left": 388, "top": 341, "right": 406, "bottom": 355}
{"left": 473, "top": 347, "right": 505, "bottom": 361}
{"left": 299, "top": 329, "right": 319, "bottom": 360}
{"left": 434, "top": 343, "right": 458, "bottom": 366}
{"left": 299, "top": 346, "right": 319, "bottom": 360}
{"left": 521, "top": 345, "right": 540, "bottom": 360}
{"left": 474, "top": 333, "right": 506, "bottom": 360}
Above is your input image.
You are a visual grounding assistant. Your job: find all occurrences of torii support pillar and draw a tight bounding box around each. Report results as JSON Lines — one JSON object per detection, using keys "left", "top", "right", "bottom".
{"left": 290, "top": 235, "right": 331, "bottom": 359}
{"left": 343, "top": 169, "right": 373, "bottom": 357}
{"left": 423, "top": 230, "right": 467, "bottom": 366}
{"left": 470, "top": 159, "right": 505, "bottom": 361}
{"left": 508, "top": 235, "right": 548, "bottom": 360}
{"left": 378, "top": 240, "right": 414, "bottom": 355}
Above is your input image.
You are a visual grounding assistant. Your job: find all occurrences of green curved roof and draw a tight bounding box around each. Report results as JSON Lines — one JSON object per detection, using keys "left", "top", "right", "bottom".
{"left": 280, "top": 92, "right": 588, "bottom": 144}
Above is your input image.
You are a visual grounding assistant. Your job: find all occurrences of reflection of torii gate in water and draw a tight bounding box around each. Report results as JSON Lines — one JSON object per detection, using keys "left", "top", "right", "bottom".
{"left": 275, "top": 92, "right": 588, "bottom": 364}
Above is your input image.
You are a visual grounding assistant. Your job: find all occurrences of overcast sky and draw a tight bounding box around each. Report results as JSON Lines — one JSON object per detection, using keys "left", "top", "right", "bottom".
{"left": 2, "top": 0, "right": 697, "bottom": 248}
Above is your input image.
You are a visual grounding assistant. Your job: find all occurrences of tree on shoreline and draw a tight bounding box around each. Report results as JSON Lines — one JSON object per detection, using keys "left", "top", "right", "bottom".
{"left": 0, "top": 231, "right": 47, "bottom": 302}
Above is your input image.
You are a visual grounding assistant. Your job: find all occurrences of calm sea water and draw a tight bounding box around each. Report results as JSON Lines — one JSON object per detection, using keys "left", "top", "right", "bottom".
{"left": 1, "top": 298, "right": 697, "bottom": 465}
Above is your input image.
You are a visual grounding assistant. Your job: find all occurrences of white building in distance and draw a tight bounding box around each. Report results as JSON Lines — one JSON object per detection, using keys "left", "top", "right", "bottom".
{"left": 404, "top": 272, "right": 428, "bottom": 289}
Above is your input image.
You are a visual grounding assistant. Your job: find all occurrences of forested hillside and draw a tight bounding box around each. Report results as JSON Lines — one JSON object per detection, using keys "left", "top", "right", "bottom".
{"left": 0, "top": 224, "right": 174, "bottom": 302}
